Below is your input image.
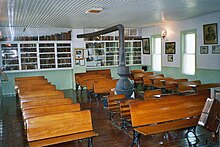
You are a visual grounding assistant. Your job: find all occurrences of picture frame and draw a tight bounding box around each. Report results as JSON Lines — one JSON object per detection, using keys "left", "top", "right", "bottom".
{"left": 167, "top": 55, "right": 173, "bottom": 62}
{"left": 165, "top": 42, "right": 175, "bottom": 54}
{"left": 203, "top": 23, "right": 218, "bottom": 44}
{"left": 142, "top": 38, "right": 150, "bottom": 54}
{"left": 75, "top": 60, "right": 80, "bottom": 65}
{"left": 79, "top": 60, "right": 85, "bottom": 66}
{"left": 200, "top": 46, "right": 209, "bottom": 54}
{"left": 75, "top": 48, "right": 84, "bottom": 60}
{"left": 212, "top": 45, "right": 220, "bottom": 54}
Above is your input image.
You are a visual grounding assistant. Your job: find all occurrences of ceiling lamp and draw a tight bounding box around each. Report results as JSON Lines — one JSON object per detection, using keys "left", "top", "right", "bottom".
{"left": 85, "top": 7, "right": 103, "bottom": 14}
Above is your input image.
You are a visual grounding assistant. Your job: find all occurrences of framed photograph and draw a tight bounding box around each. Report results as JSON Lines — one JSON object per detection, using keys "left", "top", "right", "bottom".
{"left": 165, "top": 42, "right": 175, "bottom": 54}
{"left": 75, "top": 48, "right": 84, "bottom": 60}
{"left": 75, "top": 60, "right": 80, "bottom": 65}
{"left": 168, "top": 55, "right": 173, "bottom": 62}
{"left": 212, "top": 45, "right": 220, "bottom": 54}
{"left": 203, "top": 23, "right": 218, "bottom": 44}
{"left": 200, "top": 46, "right": 209, "bottom": 54}
{"left": 142, "top": 38, "right": 150, "bottom": 54}
{"left": 79, "top": 60, "right": 85, "bottom": 66}
{"left": 129, "top": 29, "right": 137, "bottom": 36}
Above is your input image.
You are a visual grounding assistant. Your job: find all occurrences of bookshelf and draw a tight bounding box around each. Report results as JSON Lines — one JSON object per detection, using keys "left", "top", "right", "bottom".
{"left": 57, "top": 43, "right": 72, "bottom": 68}
{"left": 20, "top": 43, "right": 38, "bottom": 70}
{"left": 0, "top": 41, "right": 73, "bottom": 72}
{"left": 85, "top": 40, "right": 142, "bottom": 67}
{"left": 39, "top": 43, "right": 55, "bottom": 69}
{"left": 0, "top": 30, "right": 72, "bottom": 72}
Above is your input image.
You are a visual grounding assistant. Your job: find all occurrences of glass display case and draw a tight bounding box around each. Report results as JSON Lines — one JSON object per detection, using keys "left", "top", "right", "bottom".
{"left": 0, "top": 42, "right": 73, "bottom": 71}
{"left": 85, "top": 40, "right": 142, "bottom": 67}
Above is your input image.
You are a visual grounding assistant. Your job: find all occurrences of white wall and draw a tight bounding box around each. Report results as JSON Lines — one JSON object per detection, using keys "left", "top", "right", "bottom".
{"left": 72, "top": 29, "right": 85, "bottom": 48}
{"left": 142, "top": 11, "right": 220, "bottom": 70}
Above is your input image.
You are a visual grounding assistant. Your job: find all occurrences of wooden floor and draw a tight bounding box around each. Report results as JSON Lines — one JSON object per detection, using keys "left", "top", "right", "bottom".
{"left": 0, "top": 89, "right": 218, "bottom": 147}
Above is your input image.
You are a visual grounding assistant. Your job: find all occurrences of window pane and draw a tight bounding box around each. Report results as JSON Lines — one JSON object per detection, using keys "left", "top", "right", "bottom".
{"left": 152, "top": 37, "right": 161, "bottom": 71}
{"left": 185, "top": 34, "right": 195, "bottom": 53}
{"left": 155, "top": 38, "right": 161, "bottom": 54}
{"left": 182, "top": 31, "right": 196, "bottom": 75}
{"left": 153, "top": 54, "right": 161, "bottom": 71}
{"left": 183, "top": 54, "right": 195, "bottom": 75}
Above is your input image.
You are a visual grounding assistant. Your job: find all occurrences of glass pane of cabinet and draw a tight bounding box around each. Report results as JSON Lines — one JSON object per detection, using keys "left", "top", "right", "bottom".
{"left": 86, "top": 42, "right": 105, "bottom": 67}
{"left": 39, "top": 43, "right": 55, "bottom": 69}
{"left": 125, "top": 41, "right": 142, "bottom": 65}
{"left": 1, "top": 44, "right": 19, "bottom": 71}
{"left": 20, "top": 43, "right": 38, "bottom": 70}
{"left": 106, "top": 42, "right": 119, "bottom": 66}
{"left": 57, "top": 43, "right": 72, "bottom": 68}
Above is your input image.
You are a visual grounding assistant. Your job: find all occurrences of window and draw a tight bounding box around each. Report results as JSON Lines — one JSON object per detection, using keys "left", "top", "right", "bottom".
{"left": 181, "top": 30, "right": 196, "bottom": 75}
{"left": 152, "top": 35, "right": 161, "bottom": 71}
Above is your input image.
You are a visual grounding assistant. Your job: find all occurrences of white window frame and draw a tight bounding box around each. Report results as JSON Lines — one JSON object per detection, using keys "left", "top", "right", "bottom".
{"left": 151, "top": 35, "right": 162, "bottom": 71}
{"left": 181, "top": 29, "right": 196, "bottom": 75}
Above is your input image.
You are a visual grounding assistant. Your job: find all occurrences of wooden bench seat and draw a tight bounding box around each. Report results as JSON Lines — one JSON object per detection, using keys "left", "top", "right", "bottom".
{"left": 195, "top": 83, "right": 220, "bottom": 92}
{"left": 164, "top": 78, "right": 188, "bottom": 92}
{"left": 15, "top": 76, "right": 45, "bottom": 81}
{"left": 86, "top": 77, "right": 111, "bottom": 99}
{"left": 16, "top": 79, "right": 48, "bottom": 87}
{"left": 132, "top": 72, "right": 153, "bottom": 87}
{"left": 143, "top": 74, "right": 164, "bottom": 90}
{"left": 94, "top": 79, "right": 118, "bottom": 95}
{"left": 129, "top": 94, "right": 208, "bottom": 146}
{"left": 75, "top": 69, "right": 111, "bottom": 89}
{"left": 153, "top": 77, "right": 174, "bottom": 89}
{"left": 18, "top": 85, "right": 56, "bottom": 95}
{"left": 22, "top": 103, "right": 81, "bottom": 130}
{"left": 23, "top": 103, "right": 81, "bottom": 120}
{"left": 20, "top": 94, "right": 65, "bottom": 105}
{"left": 119, "top": 98, "right": 142, "bottom": 130}
{"left": 177, "top": 80, "right": 201, "bottom": 94}
{"left": 80, "top": 74, "right": 109, "bottom": 88}
{"left": 15, "top": 76, "right": 46, "bottom": 85}
{"left": 19, "top": 90, "right": 64, "bottom": 99}
{"left": 21, "top": 98, "right": 72, "bottom": 110}
{"left": 16, "top": 80, "right": 50, "bottom": 95}
{"left": 26, "top": 110, "right": 99, "bottom": 147}
{"left": 144, "top": 89, "right": 162, "bottom": 100}
{"left": 16, "top": 81, "right": 51, "bottom": 90}
{"left": 107, "top": 94, "right": 126, "bottom": 121}
{"left": 133, "top": 73, "right": 145, "bottom": 84}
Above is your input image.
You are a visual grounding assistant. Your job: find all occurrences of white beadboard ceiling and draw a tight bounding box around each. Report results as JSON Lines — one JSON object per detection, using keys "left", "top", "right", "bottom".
{"left": 0, "top": 0, "right": 220, "bottom": 37}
